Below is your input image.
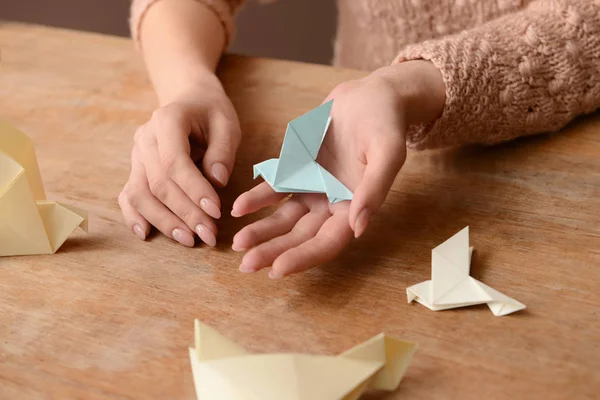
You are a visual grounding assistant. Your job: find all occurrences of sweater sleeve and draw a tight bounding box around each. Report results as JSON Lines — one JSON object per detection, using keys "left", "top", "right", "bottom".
{"left": 129, "top": 0, "right": 246, "bottom": 50}
{"left": 393, "top": 0, "right": 600, "bottom": 150}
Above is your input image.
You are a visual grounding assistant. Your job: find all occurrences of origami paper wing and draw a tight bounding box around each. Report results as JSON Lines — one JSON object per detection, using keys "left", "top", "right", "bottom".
{"left": 406, "top": 227, "right": 526, "bottom": 316}
{"left": 189, "top": 319, "right": 417, "bottom": 400}
{"left": 0, "top": 121, "right": 87, "bottom": 257}
{"left": 253, "top": 100, "right": 353, "bottom": 203}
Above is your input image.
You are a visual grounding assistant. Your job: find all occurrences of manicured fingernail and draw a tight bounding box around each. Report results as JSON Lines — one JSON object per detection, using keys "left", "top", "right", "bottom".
{"left": 269, "top": 269, "right": 284, "bottom": 279}
{"left": 231, "top": 232, "right": 247, "bottom": 252}
{"left": 231, "top": 240, "right": 245, "bottom": 252}
{"left": 231, "top": 206, "right": 242, "bottom": 218}
{"left": 200, "top": 198, "right": 221, "bottom": 219}
{"left": 239, "top": 262, "right": 254, "bottom": 273}
{"left": 354, "top": 209, "right": 371, "bottom": 238}
{"left": 172, "top": 228, "right": 195, "bottom": 247}
{"left": 195, "top": 224, "right": 216, "bottom": 247}
{"left": 133, "top": 224, "right": 146, "bottom": 240}
{"left": 212, "top": 162, "right": 229, "bottom": 186}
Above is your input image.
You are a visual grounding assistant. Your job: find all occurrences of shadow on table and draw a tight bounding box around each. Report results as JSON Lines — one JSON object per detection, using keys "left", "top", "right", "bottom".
{"left": 57, "top": 235, "right": 110, "bottom": 254}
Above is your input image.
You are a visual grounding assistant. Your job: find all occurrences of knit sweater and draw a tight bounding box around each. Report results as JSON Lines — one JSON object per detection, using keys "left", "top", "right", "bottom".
{"left": 130, "top": 0, "right": 600, "bottom": 149}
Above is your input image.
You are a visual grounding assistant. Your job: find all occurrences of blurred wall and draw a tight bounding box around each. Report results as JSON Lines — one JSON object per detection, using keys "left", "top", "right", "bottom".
{"left": 1, "top": 0, "right": 337, "bottom": 64}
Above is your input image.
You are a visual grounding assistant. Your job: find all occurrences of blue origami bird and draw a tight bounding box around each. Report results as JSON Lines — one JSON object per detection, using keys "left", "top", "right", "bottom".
{"left": 253, "top": 100, "right": 354, "bottom": 203}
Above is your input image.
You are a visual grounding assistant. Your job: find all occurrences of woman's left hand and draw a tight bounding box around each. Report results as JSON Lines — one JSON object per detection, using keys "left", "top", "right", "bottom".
{"left": 230, "top": 61, "right": 446, "bottom": 278}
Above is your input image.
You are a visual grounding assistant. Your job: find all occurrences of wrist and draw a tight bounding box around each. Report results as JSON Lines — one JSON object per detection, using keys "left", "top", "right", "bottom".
{"left": 371, "top": 60, "right": 446, "bottom": 127}
{"left": 157, "top": 69, "right": 224, "bottom": 106}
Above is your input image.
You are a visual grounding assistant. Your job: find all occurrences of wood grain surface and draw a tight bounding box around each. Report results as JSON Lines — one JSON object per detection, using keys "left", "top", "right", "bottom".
{"left": 0, "top": 23, "right": 599, "bottom": 400}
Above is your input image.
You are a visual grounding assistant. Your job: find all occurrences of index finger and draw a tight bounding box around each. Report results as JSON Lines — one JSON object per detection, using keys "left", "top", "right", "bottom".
{"left": 231, "top": 182, "right": 288, "bottom": 217}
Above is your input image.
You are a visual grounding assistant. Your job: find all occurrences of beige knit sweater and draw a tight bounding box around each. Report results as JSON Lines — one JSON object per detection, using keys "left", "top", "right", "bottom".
{"left": 130, "top": 0, "right": 600, "bottom": 149}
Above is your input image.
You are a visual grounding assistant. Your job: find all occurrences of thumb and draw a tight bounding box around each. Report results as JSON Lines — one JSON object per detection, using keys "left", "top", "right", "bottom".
{"left": 202, "top": 112, "right": 242, "bottom": 187}
{"left": 349, "top": 137, "right": 406, "bottom": 238}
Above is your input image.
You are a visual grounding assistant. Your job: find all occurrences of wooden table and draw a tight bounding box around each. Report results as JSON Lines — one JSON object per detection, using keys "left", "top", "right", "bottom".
{"left": 1, "top": 23, "right": 599, "bottom": 400}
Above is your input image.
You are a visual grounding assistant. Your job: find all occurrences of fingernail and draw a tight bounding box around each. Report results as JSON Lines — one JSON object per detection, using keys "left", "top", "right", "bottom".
{"left": 231, "top": 206, "right": 241, "bottom": 218}
{"left": 355, "top": 209, "right": 371, "bottom": 238}
{"left": 231, "top": 240, "right": 246, "bottom": 252}
{"left": 195, "top": 224, "right": 217, "bottom": 247}
{"left": 200, "top": 198, "right": 221, "bottom": 219}
{"left": 239, "top": 262, "right": 254, "bottom": 273}
{"left": 133, "top": 224, "right": 146, "bottom": 240}
{"left": 172, "top": 228, "right": 195, "bottom": 247}
{"left": 212, "top": 162, "right": 229, "bottom": 186}
{"left": 269, "top": 269, "right": 284, "bottom": 279}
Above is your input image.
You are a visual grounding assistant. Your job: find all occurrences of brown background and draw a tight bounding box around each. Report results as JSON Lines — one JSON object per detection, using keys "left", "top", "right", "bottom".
{"left": 1, "top": 0, "right": 337, "bottom": 64}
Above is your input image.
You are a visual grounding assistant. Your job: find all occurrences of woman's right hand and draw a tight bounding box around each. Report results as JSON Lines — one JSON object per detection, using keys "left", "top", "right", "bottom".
{"left": 118, "top": 75, "right": 241, "bottom": 247}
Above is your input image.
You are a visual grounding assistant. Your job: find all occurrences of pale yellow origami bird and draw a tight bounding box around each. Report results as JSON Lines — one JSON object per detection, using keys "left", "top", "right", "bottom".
{"left": 0, "top": 121, "right": 87, "bottom": 256}
{"left": 406, "top": 227, "right": 526, "bottom": 316}
{"left": 188, "top": 319, "right": 417, "bottom": 400}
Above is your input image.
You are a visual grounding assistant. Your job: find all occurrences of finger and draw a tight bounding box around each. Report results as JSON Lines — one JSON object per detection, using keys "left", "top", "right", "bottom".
{"left": 270, "top": 210, "right": 353, "bottom": 278}
{"left": 349, "top": 137, "right": 406, "bottom": 238}
{"left": 136, "top": 193, "right": 197, "bottom": 247}
{"left": 239, "top": 209, "right": 330, "bottom": 273}
{"left": 125, "top": 160, "right": 196, "bottom": 247}
{"left": 146, "top": 171, "right": 218, "bottom": 246}
{"left": 232, "top": 199, "right": 308, "bottom": 252}
{"left": 142, "top": 144, "right": 218, "bottom": 246}
{"left": 118, "top": 186, "right": 151, "bottom": 240}
{"left": 153, "top": 110, "right": 222, "bottom": 219}
{"left": 231, "top": 182, "right": 288, "bottom": 217}
{"left": 202, "top": 112, "right": 242, "bottom": 187}
{"left": 119, "top": 149, "right": 153, "bottom": 240}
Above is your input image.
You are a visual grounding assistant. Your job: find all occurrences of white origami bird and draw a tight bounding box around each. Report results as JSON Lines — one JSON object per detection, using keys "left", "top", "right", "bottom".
{"left": 188, "top": 319, "right": 417, "bottom": 400}
{"left": 253, "top": 100, "right": 353, "bottom": 203}
{"left": 407, "top": 227, "right": 526, "bottom": 316}
{"left": 0, "top": 121, "right": 87, "bottom": 256}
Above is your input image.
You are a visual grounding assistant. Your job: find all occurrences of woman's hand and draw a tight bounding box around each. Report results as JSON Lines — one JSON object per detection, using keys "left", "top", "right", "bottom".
{"left": 230, "top": 60, "right": 445, "bottom": 278}
{"left": 118, "top": 75, "right": 241, "bottom": 247}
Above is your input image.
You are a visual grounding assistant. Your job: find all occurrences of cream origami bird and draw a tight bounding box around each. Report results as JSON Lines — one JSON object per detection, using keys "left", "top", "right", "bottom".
{"left": 188, "top": 319, "right": 417, "bottom": 400}
{"left": 407, "top": 226, "right": 526, "bottom": 316}
{"left": 0, "top": 121, "right": 87, "bottom": 256}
